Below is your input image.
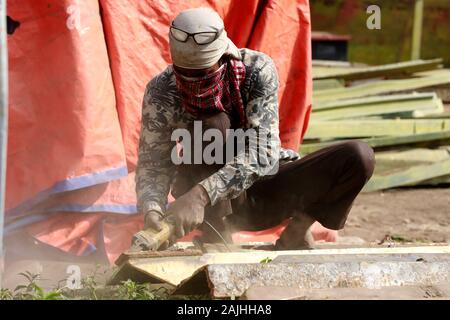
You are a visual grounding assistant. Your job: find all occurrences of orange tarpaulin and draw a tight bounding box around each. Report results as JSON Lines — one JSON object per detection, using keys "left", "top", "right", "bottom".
{"left": 6, "top": 0, "right": 329, "bottom": 262}
{"left": 6, "top": 0, "right": 127, "bottom": 220}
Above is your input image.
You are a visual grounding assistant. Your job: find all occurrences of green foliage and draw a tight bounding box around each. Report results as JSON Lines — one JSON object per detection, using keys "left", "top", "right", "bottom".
{"left": 0, "top": 288, "right": 14, "bottom": 300}
{"left": 0, "top": 271, "right": 65, "bottom": 300}
{"left": 260, "top": 257, "right": 273, "bottom": 264}
{"left": 115, "top": 280, "right": 168, "bottom": 300}
{"left": 14, "top": 271, "right": 65, "bottom": 300}
{"left": 0, "top": 269, "right": 181, "bottom": 300}
{"left": 80, "top": 273, "right": 100, "bottom": 300}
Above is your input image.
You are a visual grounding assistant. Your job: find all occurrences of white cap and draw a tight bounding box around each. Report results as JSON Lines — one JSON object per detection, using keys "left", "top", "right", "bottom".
{"left": 169, "top": 8, "right": 241, "bottom": 69}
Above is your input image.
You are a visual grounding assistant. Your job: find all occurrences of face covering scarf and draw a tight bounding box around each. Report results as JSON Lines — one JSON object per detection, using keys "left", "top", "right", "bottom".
{"left": 174, "top": 57, "right": 247, "bottom": 128}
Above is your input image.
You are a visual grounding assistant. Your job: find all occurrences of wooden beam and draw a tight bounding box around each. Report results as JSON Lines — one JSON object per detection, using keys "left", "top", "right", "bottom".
{"left": 363, "top": 158, "right": 450, "bottom": 192}
{"left": 414, "top": 174, "right": 450, "bottom": 186}
{"left": 305, "top": 119, "right": 450, "bottom": 139}
{"left": 312, "top": 60, "right": 354, "bottom": 68}
{"left": 313, "top": 72, "right": 450, "bottom": 103}
{"left": 313, "top": 92, "right": 439, "bottom": 111}
{"left": 300, "top": 131, "right": 450, "bottom": 154}
{"left": 313, "top": 79, "right": 344, "bottom": 91}
{"left": 314, "top": 59, "right": 442, "bottom": 81}
{"left": 370, "top": 148, "right": 450, "bottom": 188}
{"left": 312, "top": 94, "right": 444, "bottom": 121}
{"left": 375, "top": 148, "right": 450, "bottom": 163}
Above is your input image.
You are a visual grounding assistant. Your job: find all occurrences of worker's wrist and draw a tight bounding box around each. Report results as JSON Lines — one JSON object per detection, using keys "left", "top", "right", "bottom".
{"left": 145, "top": 209, "right": 165, "bottom": 219}
{"left": 141, "top": 201, "right": 165, "bottom": 216}
{"left": 192, "top": 184, "right": 210, "bottom": 207}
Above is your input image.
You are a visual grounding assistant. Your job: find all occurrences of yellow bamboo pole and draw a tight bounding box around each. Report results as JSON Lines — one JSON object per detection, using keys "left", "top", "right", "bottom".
{"left": 411, "top": 0, "right": 424, "bottom": 60}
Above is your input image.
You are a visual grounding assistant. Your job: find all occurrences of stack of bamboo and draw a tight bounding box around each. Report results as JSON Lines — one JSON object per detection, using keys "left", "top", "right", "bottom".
{"left": 303, "top": 59, "right": 450, "bottom": 192}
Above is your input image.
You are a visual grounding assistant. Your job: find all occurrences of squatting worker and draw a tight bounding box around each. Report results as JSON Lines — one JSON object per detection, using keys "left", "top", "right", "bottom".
{"left": 136, "top": 8, "right": 375, "bottom": 250}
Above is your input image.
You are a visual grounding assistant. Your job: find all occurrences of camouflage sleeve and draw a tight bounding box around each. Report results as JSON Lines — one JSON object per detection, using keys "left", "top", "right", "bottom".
{"left": 135, "top": 81, "right": 176, "bottom": 215}
{"left": 199, "top": 57, "right": 281, "bottom": 205}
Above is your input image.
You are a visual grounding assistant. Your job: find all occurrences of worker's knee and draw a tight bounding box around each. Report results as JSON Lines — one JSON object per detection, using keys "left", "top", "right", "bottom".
{"left": 340, "top": 141, "right": 375, "bottom": 181}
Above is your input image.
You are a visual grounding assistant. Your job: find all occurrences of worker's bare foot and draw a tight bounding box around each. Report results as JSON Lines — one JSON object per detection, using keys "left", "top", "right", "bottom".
{"left": 275, "top": 229, "right": 315, "bottom": 250}
{"left": 274, "top": 214, "right": 316, "bottom": 250}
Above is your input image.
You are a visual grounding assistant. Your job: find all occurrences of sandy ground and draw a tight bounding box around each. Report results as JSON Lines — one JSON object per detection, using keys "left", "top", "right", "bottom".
{"left": 341, "top": 188, "right": 450, "bottom": 244}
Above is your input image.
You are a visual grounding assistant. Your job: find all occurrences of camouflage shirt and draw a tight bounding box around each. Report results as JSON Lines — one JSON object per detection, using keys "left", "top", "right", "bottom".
{"left": 136, "top": 49, "right": 299, "bottom": 215}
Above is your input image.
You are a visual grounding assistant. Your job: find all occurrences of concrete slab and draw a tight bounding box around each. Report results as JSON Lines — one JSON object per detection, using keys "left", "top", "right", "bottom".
{"left": 242, "top": 284, "right": 450, "bottom": 300}
{"left": 199, "top": 259, "right": 450, "bottom": 298}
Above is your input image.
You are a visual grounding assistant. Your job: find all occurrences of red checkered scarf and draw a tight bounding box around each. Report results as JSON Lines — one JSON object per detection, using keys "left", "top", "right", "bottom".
{"left": 174, "top": 58, "right": 247, "bottom": 127}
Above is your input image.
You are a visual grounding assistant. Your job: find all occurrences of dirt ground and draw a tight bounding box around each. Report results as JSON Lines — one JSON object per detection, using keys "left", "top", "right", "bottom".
{"left": 341, "top": 188, "right": 450, "bottom": 244}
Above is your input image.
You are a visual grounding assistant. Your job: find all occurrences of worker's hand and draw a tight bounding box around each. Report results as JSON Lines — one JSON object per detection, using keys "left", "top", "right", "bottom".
{"left": 143, "top": 210, "right": 170, "bottom": 250}
{"left": 167, "top": 184, "right": 210, "bottom": 240}
{"left": 144, "top": 210, "right": 164, "bottom": 232}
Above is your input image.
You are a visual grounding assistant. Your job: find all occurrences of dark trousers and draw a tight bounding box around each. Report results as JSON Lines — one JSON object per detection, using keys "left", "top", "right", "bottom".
{"left": 172, "top": 113, "right": 375, "bottom": 240}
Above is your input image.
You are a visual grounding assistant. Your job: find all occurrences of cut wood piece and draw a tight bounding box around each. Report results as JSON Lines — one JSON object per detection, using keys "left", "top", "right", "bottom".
{"left": 305, "top": 119, "right": 450, "bottom": 139}
{"left": 312, "top": 93, "right": 443, "bottom": 120}
{"left": 313, "top": 59, "right": 443, "bottom": 81}
{"left": 363, "top": 158, "right": 450, "bottom": 192}
{"left": 300, "top": 131, "right": 450, "bottom": 154}
{"left": 313, "top": 71, "right": 450, "bottom": 103}
{"left": 313, "top": 79, "right": 344, "bottom": 91}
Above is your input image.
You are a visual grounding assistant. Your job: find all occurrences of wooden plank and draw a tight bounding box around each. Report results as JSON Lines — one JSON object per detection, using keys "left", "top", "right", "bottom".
{"left": 371, "top": 148, "right": 450, "bottom": 180}
{"left": 314, "top": 59, "right": 442, "bottom": 81}
{"left": 418, "top": 175, "right": 450, "bottom": 185}
{"left": 313, "top": 72, "right": 450, "bottom": 103}
{"left": 305, "top": 119, "right": 450, "bottom": 139}
{"left": 115, "top": 249, "right": 202, "bottom": 267}
{"left": 313, "top": 92, "right": 438, "bottom": 111}
{"left": 300, "top": 131, "right": 450, "bottom": 154}
{"left": 375, "top": 148, "right": 450, "bottom": 163}
{"left": 312, "top": 93, "right": 444, "bottom": 120}
{"left": 312, "top": 60, "right": 354, "bottom": 68}
{"left": 311, "top": 100, "right": 443, "bottom": 120}
{"left": 363, "top": 158, "right": 450, "bottom": 192}
{"left": 417, "top": 85, "right": 450, "bottom": 103}
{"left": 313, "top": 79, "right": 344, "bottom": 91}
